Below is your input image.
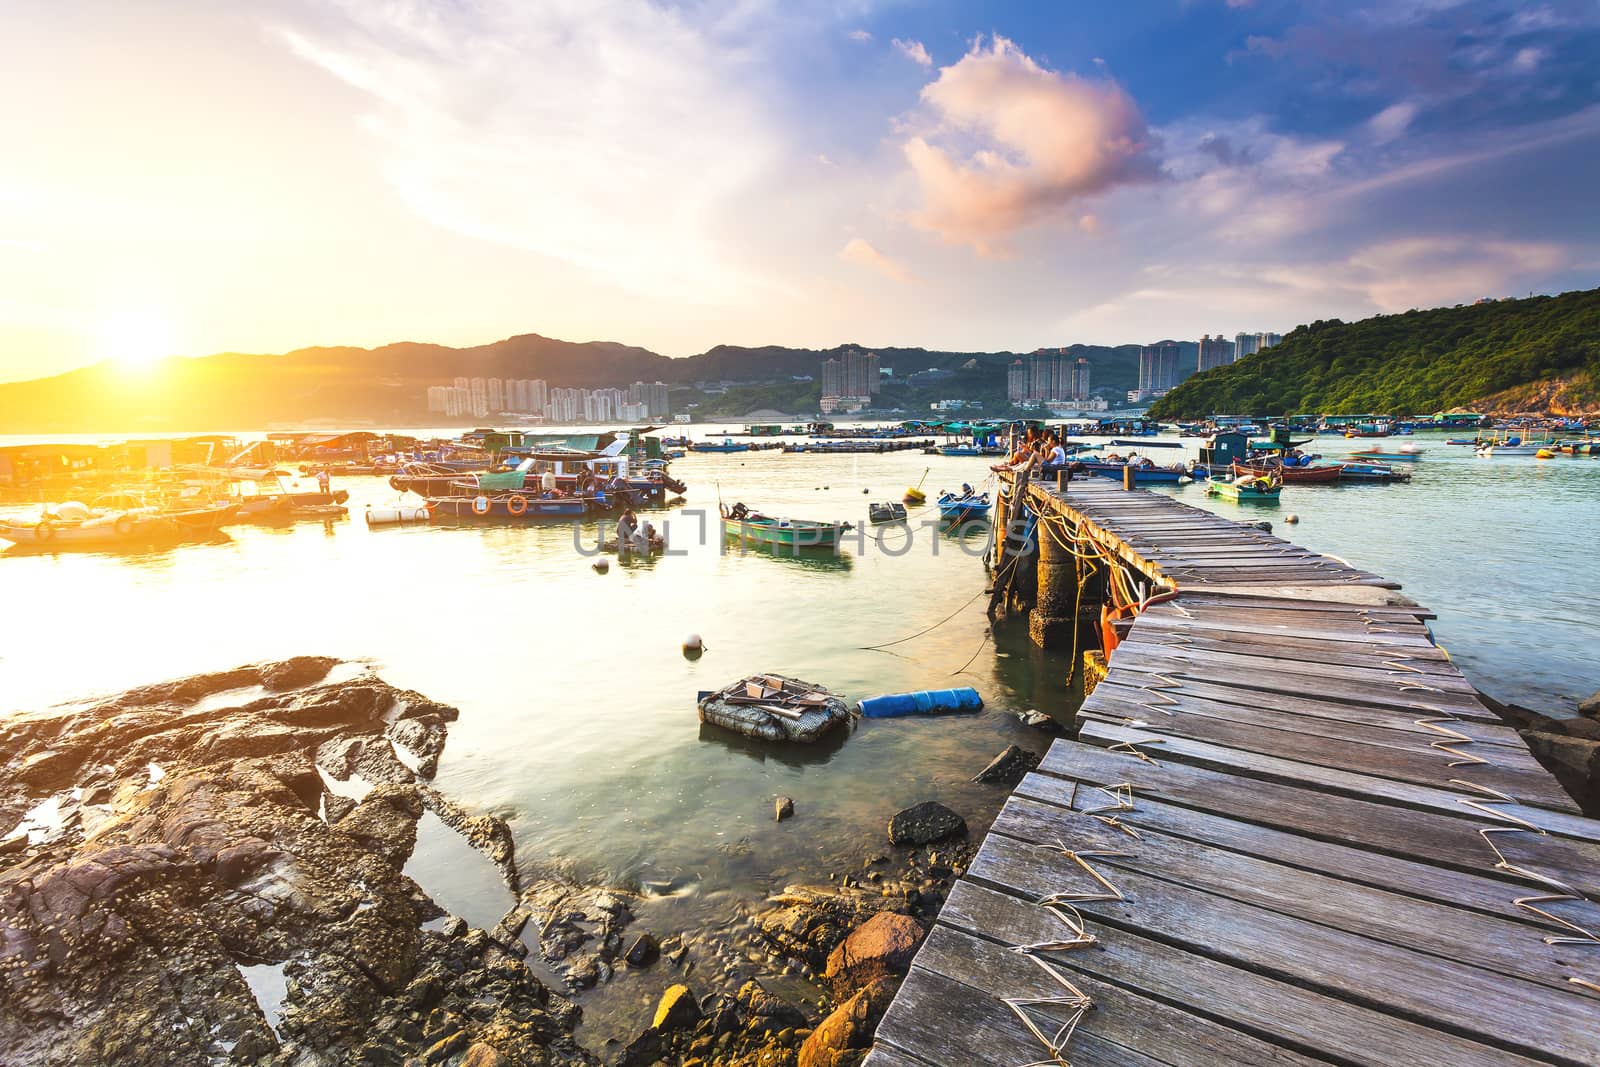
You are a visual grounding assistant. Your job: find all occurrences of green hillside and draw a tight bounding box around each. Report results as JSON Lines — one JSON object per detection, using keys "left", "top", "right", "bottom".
{"left": 1147, "top": 288, "right": 1600, "bottom": 418}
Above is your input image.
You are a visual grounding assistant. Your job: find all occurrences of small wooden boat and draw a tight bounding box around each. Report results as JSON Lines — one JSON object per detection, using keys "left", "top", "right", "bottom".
{"left": 1206, "top": 473, "right": 1282, "bottom": 502}
{"left": 1337, "top": 462, "right": 1411, "bottom": 483}
{"left": 698, "top": 674, "right": 851, "bottom": 743}
{"left": 720, "top": 504, "right": 847, "bottom": 548}
{"left": 1349, "top": 446, "right": 1422, "bottom": 463}
{"left": 868, "top": 502, "right": 907, "bottom": 524}
{"left": 1234, "top": 462, "right": 1344, "bottom": 484}
{"left": 937, "top": 491, "right": 991, "bottom": 522}
{"left": 1080, "top": 461, "right": 1187, "bottom": 484}
{"left": 0, "top": 499, "right": 237, "bottom": 549}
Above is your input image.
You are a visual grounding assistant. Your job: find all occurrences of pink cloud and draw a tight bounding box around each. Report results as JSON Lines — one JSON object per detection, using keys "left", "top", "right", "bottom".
{"left": 904, "top": 35, "right": 1158, "bottom": 253}
{"left": 839, "top": 237, "right": 916, "bottom": 283}
{"left": 892, "top": 38, "right": 932, "bottom": 66}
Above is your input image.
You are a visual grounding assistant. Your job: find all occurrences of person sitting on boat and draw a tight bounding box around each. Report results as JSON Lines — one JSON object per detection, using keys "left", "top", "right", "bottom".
{"left": 542, "top": 467, "right": 557, "bottom": 494}
{"left": 726, "top": 502, "right": 750, "bottom": 520}
{"left": 617, "top": 508, "right": 638, "bottom": 547}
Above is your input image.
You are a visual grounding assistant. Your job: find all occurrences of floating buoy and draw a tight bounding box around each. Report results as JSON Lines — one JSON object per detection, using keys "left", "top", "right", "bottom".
{"left": 1285, "top": 513, "right": 1299, "bottom": 524}
{"left": 1536, "top": 449, "right": 1556, "bottom": 459}
{"left": 682, "top": 633, "right": 704, "bottom": 659}
{"left": 366, "top": 506, "right": 431, "bottom": 526}
{"left": 594, "top": 558, "right": 610, "bottom": 573}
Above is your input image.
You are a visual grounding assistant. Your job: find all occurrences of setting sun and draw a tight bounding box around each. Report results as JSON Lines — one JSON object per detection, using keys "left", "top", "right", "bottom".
{"left": 99, "top": 309, "right": 174, "bottom": 370}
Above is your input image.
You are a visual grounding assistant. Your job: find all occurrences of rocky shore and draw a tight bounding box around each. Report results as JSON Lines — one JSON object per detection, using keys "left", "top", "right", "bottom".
{"left": 0, "top": 658, "right": 588, "bottom": 1067}
{"left": 1490, "top": 688, "right": 1600, "bottom": 816}
{"left": 1, "top": 659, "right": 1027, "bottom": 1067}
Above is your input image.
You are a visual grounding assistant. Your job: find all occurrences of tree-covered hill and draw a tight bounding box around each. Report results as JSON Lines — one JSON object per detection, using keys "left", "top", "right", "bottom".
{"left": 1147, "top": 288, "right": 1600, "bottom": 418}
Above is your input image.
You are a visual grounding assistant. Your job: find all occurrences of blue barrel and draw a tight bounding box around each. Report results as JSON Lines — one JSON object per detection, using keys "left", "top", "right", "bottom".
{"left": 858, "top": 687, "right": 984, "bottom": 718}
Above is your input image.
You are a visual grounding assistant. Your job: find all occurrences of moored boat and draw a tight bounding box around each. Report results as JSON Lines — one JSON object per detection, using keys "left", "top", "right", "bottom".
{"left": 0, "top": 498, "right": 237, "bottom": 550}
{"left": 1233, "top": 461, "right": 1344, "bottom": 484}
{"left": 426, "top": 493, "right": 588, "bottom": 519}
{"left": 1206, "top": 473, "right": 1282, "bottom": 502}
{"left": 692, "top": 439, "right": 752, "bottom": 453}
{"left": 719, "top": 503, "right": 847, "bottom": 549}
{"left": 868, "top": 502, "right": 907, "bottom": 524}
{"left": 937, "top": 490, "right": 992, "bottom": 522}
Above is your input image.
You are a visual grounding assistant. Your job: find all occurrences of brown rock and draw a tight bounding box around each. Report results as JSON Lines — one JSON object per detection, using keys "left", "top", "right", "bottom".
{"left": 798, "top": 977, "right": 898, "bottom": 1067}
{"left": 1580, "top": 690, "right": 1600, "bottom": 718}
{"left": 459, "top": 1042, "right": 505, "bottom": 1067}
{"left": 823, "top": 912, "right": 925, "bottom": 997}
{"left": 653, "top": 983, "right": 701, "bottom": 1031}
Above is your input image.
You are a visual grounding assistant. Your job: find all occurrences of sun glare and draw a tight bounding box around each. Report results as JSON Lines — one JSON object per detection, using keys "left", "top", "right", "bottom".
{"left": 99, "top": 310, "right": 175, "bottom": 370}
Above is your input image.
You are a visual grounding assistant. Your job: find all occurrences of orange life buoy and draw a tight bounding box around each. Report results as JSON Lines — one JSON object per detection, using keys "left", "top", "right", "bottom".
{"left": 506, "top": 495, "right": 528, "bottom": 516}
{"left": 472, "top": 495, "right": 490, "bottom": 515}
{"left": 34, "top": 520, "right": 54, "bottom": 542}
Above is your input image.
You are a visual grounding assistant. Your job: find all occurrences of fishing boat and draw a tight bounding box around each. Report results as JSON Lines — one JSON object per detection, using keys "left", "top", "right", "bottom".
{"left": 1078, "top": 461, "right": 1188, "bottom": 484}
{"left": 936, "top": 443, "right": 1005, "bottom": 457}
{"left": 868, "top": 502, "right": 907, "bottom": 524}
{"left": 1349, "top": 444, "right": 1423, "bottom": 463}
{"left": 719, "top": 503, "right": 847, "bottom": 549}
{"left": 1233, "top": 461, "right": 1344, "bottom": 484}
{"left": 1206, "top": 473, "right": 1282, "bottom": 502}
{"left": 692, "top": 439, "right": 752, "bottom": 453}
{"left": 0, "top": 498, "right": 237, "bottom": 550}
{"left": 1338, "top": 461, "right": 1411, "bottom": 483}
{"left": 937, "top": 490, "right": 992, "bottom": 522}
{"left": 426, "top": 493, "right": 588, "bottom": 519}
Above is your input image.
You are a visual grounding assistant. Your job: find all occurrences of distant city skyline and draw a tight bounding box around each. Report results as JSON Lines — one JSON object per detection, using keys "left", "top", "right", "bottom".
{"left": 426, "top": 377, "right": 671, "bottom": 423}
{"left": 2, "top": 2, "right": 1596, "bottom": 383}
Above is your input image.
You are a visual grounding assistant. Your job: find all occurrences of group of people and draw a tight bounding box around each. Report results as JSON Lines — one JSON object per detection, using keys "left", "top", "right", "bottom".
{"left": 991, "top": 428, "right": 1082, "bottom": 478}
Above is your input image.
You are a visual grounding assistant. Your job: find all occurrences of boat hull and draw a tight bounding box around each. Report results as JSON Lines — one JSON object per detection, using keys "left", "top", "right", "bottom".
{"left": 427, "top": 496, "right": 588, "bottom": 519}
{"left": 721, "top": 518, "right": 845, "bottom": 548}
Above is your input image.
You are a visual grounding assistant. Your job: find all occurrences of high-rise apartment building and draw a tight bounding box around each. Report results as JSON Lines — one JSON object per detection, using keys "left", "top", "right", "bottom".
{"left": 1138, "top": 342, "right": 1182, "bottom": 395}
{"left": 1197, "top": 334, "right": 1235, "bottom": 373}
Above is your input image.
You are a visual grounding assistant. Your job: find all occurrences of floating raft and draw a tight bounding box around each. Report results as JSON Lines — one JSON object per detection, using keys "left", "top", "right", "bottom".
{"left": 698, "top": 674, "right": 851, "bottom": 743}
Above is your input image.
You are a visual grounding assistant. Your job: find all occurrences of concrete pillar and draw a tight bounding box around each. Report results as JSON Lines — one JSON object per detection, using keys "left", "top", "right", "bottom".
{"left": 1029, "top": 516, "right": 1079, "bottom": 648}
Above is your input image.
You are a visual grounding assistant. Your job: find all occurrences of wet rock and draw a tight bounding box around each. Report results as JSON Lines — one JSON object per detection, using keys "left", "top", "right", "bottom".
{"left": 1016, "top": 710, "right": 1061, "bottom": 732}
{"left": 625, "top": 932, "right": 659, "bottom": 968}
{"left": 0, "top": 660, "right": 588, "bottom": 1067}
{"left": 388, "top": 718, "right": 443, "bottom": 779}
{"left": 887, "top": 802, "right": 966, "bottom": 847}
{"left": 260, "top": 656, "right": 340, "bottom": 692}
{"left": 823, "top": 912, "right": 924, "bottom": 997}
{"left": 459, "top": 1041, "right": 506, "bottom": 1067}
{"left": 516, "top": 877, "right": 637, "bottom": 990}
{"left": 972, "top": 744, "right": 1042, "bottom": 785}
{"left": 798, "top": 976, "right": 898, "bottom": 1067}
{"left": 654, "top": 983, "right": 702, "bottom": 1031}
{"left": 1581, "top": 691, "right": 1600, "bottom": 718}
{"left": 1521, "top": 730, "right": 1600, "bottom": 813}
{"left": 775, "top": 796, "right": 795, "bottom": 822}
{"left": 1559, "top": 718, "right": 1600, "bottom": 741}
{"left": 735, "top": 980, "right": 807, "bottom": 1034}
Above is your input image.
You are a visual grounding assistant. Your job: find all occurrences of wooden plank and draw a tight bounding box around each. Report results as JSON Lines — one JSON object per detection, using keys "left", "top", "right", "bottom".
{"left": 1012, "top": 767, "right": 1592, "bottom": 930}
{"left": 914, "top": 925, "right": 1325, "bottom": 1066}
{"left": 988, "top": 795, "right": 1590, "bottom": 993}
{"left": 1089, "top": 677, "right": 1526, "bottom": 748}
{"left": 964, "top": 832, "right": 1600, "bottom": 1064}
{"left": 1110, "top": 642, "right": 1480, "bottom": 695}
{"left": 877, "top": 963, "right": 1173, "bottom": 1067}
{"left": 1078, "top": 689, "right": 1576, "bottom": 811}
{"left": 1035, "top": 741, "right": 1600, "bottom": 896}
{"left": 938, "top": 880, "right": 1556, "bottom": 1067}
{"left": 1079, "top": 721, "right": 1599, "bottom": 835}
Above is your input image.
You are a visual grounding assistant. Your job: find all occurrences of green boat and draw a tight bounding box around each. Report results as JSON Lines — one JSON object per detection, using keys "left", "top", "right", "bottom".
{"left": 720, "top": 504, "right": 847, "bottom": 549}
{"left": 1206, "top": 473, "right": 1282, "bottom": 502}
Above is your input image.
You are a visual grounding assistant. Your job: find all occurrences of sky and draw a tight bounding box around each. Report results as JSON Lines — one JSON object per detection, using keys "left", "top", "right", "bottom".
{"left": 1, "top": 0, "right": 1598, "bottom": 381}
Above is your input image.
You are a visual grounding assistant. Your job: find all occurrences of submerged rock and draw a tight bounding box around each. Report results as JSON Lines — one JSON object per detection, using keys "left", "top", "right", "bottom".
{"left": 972, "top": 744, "right": 1042, "bottom": 785}
{"left": 775, "top": 796, "right": 796, "bottom": 822}
{"left": 887, "top": 802, "right": 966, "bottom": 847}
{"left": 0, "top": 659, "right": 591, "bottom": 1067}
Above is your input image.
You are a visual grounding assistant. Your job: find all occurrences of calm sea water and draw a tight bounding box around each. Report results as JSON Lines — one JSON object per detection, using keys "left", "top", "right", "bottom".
{"left": 1, "top": 423, "right": 1595, "bottom": 1037}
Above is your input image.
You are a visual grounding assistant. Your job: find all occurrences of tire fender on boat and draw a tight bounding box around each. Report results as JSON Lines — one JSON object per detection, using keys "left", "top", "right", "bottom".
{"left": 472, "top": 495, "right": 491, "bottom": 515}
{"left": 506, "top": 495, "right": 527, "bottom": 516}
{"left": 114, "top": 515, "right": 135, "bottom": 536}
{"left": 34, "top": 520, "right": 54, "bottom": 542}
{"left": 389, "top": 476, "right": 405, "bottom": 491}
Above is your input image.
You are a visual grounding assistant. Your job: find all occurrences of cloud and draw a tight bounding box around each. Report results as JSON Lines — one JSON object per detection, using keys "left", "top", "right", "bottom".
{"left": 902, "top": 35, "right": 1158, "bottom": 253}
{"left": 1368, "top": 101, "right": 1419, "bottom": 143}
{"left": 848, "top": 29, "right": 872, "bottom": 43}
{"left": 276, "top": 0, "right": 784, "bottom": 304}
{"left": 1262, "top": 237, "right": 1567, "bottom": 310}
{"left": 839, "top": 237, "right": 915, "bottom": 282}
{"left": 892, "top": 38, "right": 932, "bottom": 66}
{"left": 1510, "top": 47, "right": 1546, "bottom": 73}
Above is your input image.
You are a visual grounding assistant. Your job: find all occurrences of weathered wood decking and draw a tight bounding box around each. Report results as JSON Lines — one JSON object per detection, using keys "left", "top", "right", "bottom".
{"left": 869, "top": 478, "right": 1600, "bottom": 1066}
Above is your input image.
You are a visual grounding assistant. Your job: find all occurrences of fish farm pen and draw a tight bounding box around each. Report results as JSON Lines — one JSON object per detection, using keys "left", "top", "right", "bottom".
{"left": 866, "top": 473, "right": 1600, "bottom": 1067}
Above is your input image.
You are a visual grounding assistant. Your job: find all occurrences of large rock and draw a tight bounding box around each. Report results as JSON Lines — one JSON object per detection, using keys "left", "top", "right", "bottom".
{"left": 824, "top": 912, "right": 925, "bottom": 997}
{"left": 972, "top": 744, "right": 1042, "bottom": 785}
{"left": 735, "top": 980, "right": 807, "bottom": 1034}
{"left": 887, "top": 802, "right": 966, "bottom": 846}
{"left": 652, "top": 984, "right": 701, "bottom": 1031}
{"left": 1580, "top": 690, "right": 1600, "bottom": 719}
{"left": 798, "top": 977, "right": 898, "bottom": 1067}
{"left": 1521, "top": 730, "right": 1600, "bottom": 814}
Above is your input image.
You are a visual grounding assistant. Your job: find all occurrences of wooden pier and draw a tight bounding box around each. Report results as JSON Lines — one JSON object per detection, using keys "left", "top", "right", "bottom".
{"left": 869, "top": 477, "right": 1600, "bottom": 1066}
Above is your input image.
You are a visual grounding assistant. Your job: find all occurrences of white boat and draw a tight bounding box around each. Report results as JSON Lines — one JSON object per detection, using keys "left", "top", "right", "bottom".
{"left": 0, "top": 499, "right": 237, "bottom": 550}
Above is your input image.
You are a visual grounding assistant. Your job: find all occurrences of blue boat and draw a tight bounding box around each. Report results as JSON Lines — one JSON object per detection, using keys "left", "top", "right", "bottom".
{"left": 427, "top": 493, "right": 589, "bottom": 519}
{"left": 938, "top": 490, "right": 992, "bottom": 522}
{"left": 1079, "top": 461, "right": 1188, "bottom": 484}
{"left": 692, "top": 439, "right": 752, "bottom": 453}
